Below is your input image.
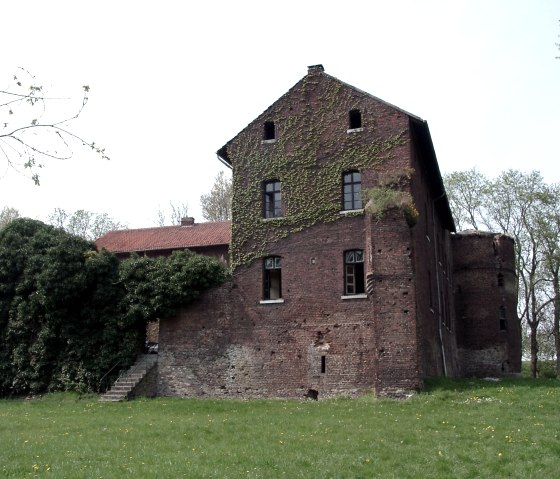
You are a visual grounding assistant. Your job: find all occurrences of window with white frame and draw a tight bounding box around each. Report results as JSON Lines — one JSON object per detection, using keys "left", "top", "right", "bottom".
{"left": 344, "top": 249, "right": 365, "bottom": 295}
{"left": 264, "top": 256, "right": 282, "bottom": 300}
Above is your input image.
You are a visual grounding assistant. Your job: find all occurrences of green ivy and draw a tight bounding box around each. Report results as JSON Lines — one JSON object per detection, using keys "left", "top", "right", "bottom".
{"left": 228, "top": 75, "right": 407, "bottom": 269}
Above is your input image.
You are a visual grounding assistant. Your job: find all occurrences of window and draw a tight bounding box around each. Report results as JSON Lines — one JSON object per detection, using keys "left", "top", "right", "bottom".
{"left": 264, "top": 180, "right": 282, "bottom": 218}
{"left": 342, "top": 171, "right": 362, "bottom": 210}
{"left": 264, "top": 256, "right": 282, "bottom": 300}
{"left": 349, "top": 109, "right": 362, "bottom": 129}
{"left": 499, "top": 306, "right": 507, "bottom": 331}
{"left": 497, "top": 273, "right": 504, "bottom": 287}
{"left": 344, "top": 250, "right": 365, "bottom": 295}
{"left": 263, "top": 121, "right": 275, "bottom": 140}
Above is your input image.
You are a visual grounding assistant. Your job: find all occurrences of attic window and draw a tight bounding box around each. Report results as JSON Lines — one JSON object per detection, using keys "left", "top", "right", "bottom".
{"left": 263, "top": 121, "right": 276, "bottom": 141}
{"left": 348, "top": 109, "right": 362, "bottom": 130}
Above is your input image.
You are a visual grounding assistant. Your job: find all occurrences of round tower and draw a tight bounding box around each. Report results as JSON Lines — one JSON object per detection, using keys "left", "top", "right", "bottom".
{"left": 451, "top": 231, "right": 521, "bottom": 376}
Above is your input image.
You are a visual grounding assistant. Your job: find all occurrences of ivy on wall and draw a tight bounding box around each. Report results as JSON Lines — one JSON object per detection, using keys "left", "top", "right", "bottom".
{"left": 227, "top": 75, "right": 408, "bottom": 269}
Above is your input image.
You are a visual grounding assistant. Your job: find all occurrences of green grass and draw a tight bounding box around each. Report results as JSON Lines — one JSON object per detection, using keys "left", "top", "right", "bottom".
{"left": 1, "top": 378, "right": 559, "bottom": 478}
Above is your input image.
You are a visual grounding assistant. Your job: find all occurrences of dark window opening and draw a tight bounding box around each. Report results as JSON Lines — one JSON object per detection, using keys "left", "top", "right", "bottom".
{"left": 264, "top": 180, "right": 282, "bottom": 218}
{"left": 264, "top": 121, "right": 275, "bottom": 140}
{"left": 342, "top": 171, "right": 362, "bottom": 210}
{"left": 349, "top": 109, "right": 362, "bottom": 129}
{"left": 344, "top": 249, "right": 365, "bottom": 295}
{"left": 499, "top": 306, "right": 507, "bottom": 331}
{"left": 320, "top": 355, "right": 326, "bottom": 374}
{"left": 264, "top": 256, "right": 282, "bottom": 300}
{"left": 497, "top": 273, "right": 504, "bottom": 287}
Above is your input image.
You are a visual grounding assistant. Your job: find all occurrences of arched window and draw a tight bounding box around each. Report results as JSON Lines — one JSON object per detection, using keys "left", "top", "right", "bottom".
{"left": 344, "top": 249, "right": 365, "bottom": 295}
{"left": 264, "top": 256, "right": 282, "bottom": 300}
{"left": 342, "top": 171, "right": 362, "bottom": 211}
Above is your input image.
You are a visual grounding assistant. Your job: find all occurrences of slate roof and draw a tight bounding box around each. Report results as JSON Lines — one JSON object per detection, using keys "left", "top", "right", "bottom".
{"left": 96, "top": 221, "right": 231, "bottom": 254}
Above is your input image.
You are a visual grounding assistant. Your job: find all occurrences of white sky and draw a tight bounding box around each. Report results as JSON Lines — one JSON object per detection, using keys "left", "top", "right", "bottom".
{"left": 1, "top": 0, "right": 559, "bottom": 229}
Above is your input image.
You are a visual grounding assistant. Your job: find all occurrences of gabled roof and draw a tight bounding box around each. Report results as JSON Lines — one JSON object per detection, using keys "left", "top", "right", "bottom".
{"left": 216, "top": 64, "right": 455, "bottom": 232}
{"left": 96, "top": 221, "right": 231, "bottom": 254}
{"left": 216, "top": 65, "right": 424, "bottom": 166}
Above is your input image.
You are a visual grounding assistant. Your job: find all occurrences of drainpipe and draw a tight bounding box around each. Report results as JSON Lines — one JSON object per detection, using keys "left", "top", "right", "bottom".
{"left": 432, "top": 193, "right": 447, "bottom": 377}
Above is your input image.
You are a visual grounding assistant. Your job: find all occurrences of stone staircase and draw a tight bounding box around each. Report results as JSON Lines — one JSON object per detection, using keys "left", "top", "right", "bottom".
{"left": 99, "top": 354, "right": 158, "bottom": 402}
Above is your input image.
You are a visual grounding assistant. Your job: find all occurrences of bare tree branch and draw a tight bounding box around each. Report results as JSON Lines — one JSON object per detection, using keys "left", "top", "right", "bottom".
{"left": 0, "top": 68, "right": 108, "bottom": 185}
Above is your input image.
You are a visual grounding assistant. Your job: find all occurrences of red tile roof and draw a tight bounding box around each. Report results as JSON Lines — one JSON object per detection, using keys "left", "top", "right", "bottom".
{"left": 96, "top": 221, "right": 231, "bottom": 254}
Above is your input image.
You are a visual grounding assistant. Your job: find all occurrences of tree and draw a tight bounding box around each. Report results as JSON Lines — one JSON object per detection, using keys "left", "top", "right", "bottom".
{"left": 48, "top": 208, "right": 126, "bottom": 240}
{"left": 0, "top": 68, "right": 108, "bottom": 185}
{"left": 0, "top": 218, "right": 229, "bottom": 396}
{"left": 536, "top": 183, "right": 560, "bottom": 376}
{"left": 442, "top": 169, "right": 488, "bottom": 230}
{"left": 0, "top": 206, "right": 19, "bottom": 230}
{"left": 156, "top": 202, "right": 190, "bottom": 226}
{"left": 200, "top": 171, "right": 232, "bottom": 221}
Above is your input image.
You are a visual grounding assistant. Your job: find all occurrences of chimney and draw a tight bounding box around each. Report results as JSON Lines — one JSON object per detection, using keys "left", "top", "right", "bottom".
{"left": 181, "top": 217, "right": 195, "bottom": 227}
{"left": 307, "top": 64, "right": 324, "bottom": 75}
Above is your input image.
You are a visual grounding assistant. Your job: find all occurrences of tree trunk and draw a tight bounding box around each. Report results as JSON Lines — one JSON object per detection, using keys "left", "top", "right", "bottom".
{"left": 554, "top": 274, "right": 560, "bottom": 378}
{"left": 530, "top": 322, "right": 539, "bottom": 378}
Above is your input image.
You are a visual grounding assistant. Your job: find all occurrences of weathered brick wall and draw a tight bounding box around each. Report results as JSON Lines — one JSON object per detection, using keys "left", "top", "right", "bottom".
{"left": 408, "top": 130, "right": 460, "bottom": 379}
{"left": 452, "top": 231, "right": 521, "bottom": 376}
{"left": 159, "top": 218, "right": 383, "bottom": 399}
{"left": 131, "top": 362, "right": 158, "bottom": 398}
{"left": 368, "top": 209, "right": 422, "bottom": 395}
{"left": 159, "top": 214, "right": 430, "bottom": 398}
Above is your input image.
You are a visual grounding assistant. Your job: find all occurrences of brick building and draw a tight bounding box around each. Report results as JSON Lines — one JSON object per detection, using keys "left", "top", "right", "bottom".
{"left": 155, "top": 65, "right": 520, "bottom": 398}
{"left": 96, "top": 217, "right": 230, "bottom": 263}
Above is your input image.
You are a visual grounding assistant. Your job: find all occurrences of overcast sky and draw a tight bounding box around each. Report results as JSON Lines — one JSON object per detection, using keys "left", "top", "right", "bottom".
{"left": 1, "top": 0, "right": 559, "bottom": 229}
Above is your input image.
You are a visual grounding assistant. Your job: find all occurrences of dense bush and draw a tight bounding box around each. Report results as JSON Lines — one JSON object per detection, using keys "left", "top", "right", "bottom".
{"left": 0, "top": 219, "right": 229, "bottom": 396}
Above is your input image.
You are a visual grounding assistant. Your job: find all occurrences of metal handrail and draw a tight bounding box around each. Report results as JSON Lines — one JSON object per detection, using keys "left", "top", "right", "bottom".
{"left": 98, "top": 353, "right": 158, "bottom": 394}
{"left": 98, "top": 359, "right": 123, "bottom": 393}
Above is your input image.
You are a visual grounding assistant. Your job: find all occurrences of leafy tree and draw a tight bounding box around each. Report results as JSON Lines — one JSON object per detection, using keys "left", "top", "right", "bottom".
{"left": 442, "top": 169, "right": 488, "bottom": 230}
{"left": 0, "top": 218, "right": 229, "bottom": 396}
{"left": 156, "top": 202, "right": 190, "bottom": 226}
{"left": 47, "top": 208, "right": 126, "bottom": 240}
{"left": 0, "top": 68, "right": 108, "bottom": 185}
{"left": 200, "top": 171, "right": 232, "bottom": 221}
{"left": 536, "top": 183, "right": 560, "bottom": 376}
{"left": 0, "top": 206, "right": 19, "bottom": 230}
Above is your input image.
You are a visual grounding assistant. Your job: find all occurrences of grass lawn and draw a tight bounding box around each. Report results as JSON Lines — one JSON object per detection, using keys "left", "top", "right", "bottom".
{"left": 0, "top": 378, "right": 559, "bottom": 478}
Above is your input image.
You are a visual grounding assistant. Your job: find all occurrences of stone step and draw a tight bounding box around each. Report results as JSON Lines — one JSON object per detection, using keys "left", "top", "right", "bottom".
{"left": 99, "top": 354, "right": 158, "bottom": 402}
